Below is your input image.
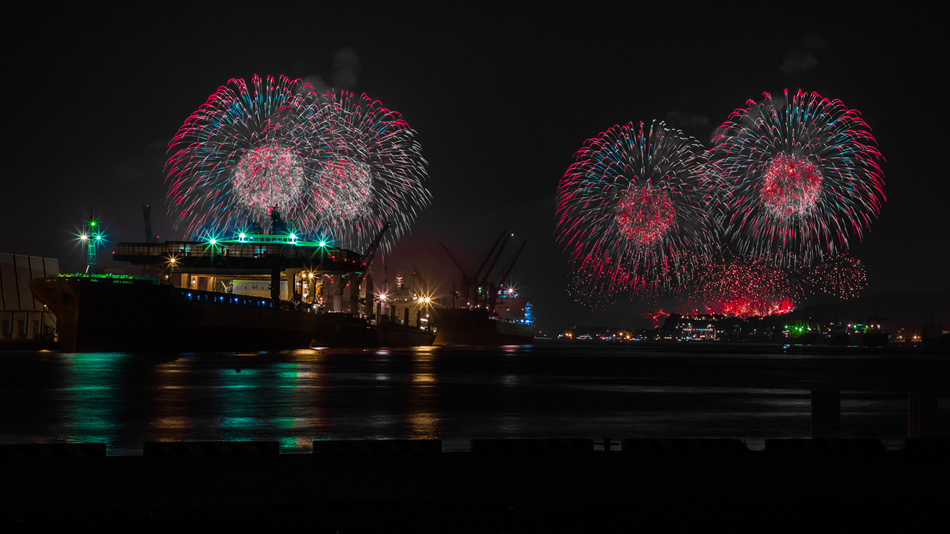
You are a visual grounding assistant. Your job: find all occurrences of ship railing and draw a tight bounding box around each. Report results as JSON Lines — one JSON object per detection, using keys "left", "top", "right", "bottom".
{"left": 115, "top": 242, "right": 361, "bottom": 264}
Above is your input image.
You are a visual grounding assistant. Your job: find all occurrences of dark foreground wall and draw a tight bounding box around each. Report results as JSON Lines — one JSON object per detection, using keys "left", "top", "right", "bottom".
{"left": 2, "top": 450, "right": 948, "bottom": 531}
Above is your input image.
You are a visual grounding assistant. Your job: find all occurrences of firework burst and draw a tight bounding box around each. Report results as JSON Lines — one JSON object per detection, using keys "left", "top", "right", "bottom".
{"left": 688, "top": 255, "right": 801, "bottom": 318}
{"left": 165, "top": 75, "right": 317, "bottom": 236}
{"left": 709, "top": 89, "right": 885, "bottom": 267}
{"left": 556, "top": 120, "right": 720, "bottom": 296}
{"left": 288, "top": 91, "right": 431, "bottom": 252}
{"left": 165, "top": 76, "right": 430, "bottom": 251}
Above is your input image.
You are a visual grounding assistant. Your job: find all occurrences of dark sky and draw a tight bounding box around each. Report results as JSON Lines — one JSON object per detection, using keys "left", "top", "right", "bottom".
{"left": 5, "top": 6, "right": 946, "bottom": 334}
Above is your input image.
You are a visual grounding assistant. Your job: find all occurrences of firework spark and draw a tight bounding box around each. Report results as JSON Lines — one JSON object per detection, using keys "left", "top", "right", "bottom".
{"left": 230, "top": 143, "right": 307, "bottom": 216}
{"left": 165, "top": 75, "right": 316, "bottom": 236}
{"left": 805, "top": 255, "right": 867, "bottom": 300}
{"left": 689, "top": 255, "right": 801, "bottom": 318}
{"left": 556, "top": 120, "right": 720, "bottom": 296}
{"left": 289, "top": 91, "right": 431, "bottom": 252}
{"left": 165, "top": 76, "right": 430, "bottom": 250}
{"left": 709, "top": 89, "right": 885, "bottom": 267}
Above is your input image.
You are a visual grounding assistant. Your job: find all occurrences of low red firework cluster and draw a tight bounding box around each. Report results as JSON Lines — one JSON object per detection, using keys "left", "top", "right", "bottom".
{"left": 689, "top": 257, "right": 801, "bottom": 318}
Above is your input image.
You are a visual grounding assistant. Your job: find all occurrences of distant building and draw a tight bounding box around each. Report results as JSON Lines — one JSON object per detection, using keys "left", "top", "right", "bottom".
{"left": 0, "top": 253, "right": 59, "bottom": 343}
{"left": 662, "top": 313, "right": 719, "bottom": 341}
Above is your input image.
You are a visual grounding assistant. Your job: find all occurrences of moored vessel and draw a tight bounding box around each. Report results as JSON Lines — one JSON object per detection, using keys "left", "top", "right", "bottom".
{"left": 30, "top": 217, "right": 437, "bottom": 352}
{"left": 29, "top": 274, "right": 365, "bottom": 352}
{"left": 431, "top": 307, "right": 533, "bottom": 346}
{"left": 434, "top": 231, "right": 535, "bottom": 346}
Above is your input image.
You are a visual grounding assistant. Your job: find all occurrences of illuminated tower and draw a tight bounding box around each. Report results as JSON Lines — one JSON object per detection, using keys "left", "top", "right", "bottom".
{"left": 80, "top": 218, "right": 103, "bottom": 274}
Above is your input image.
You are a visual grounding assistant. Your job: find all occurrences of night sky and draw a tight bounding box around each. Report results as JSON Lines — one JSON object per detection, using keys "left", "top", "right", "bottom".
{"left": 5, "top": 6, "right": 946, "bottom": 334}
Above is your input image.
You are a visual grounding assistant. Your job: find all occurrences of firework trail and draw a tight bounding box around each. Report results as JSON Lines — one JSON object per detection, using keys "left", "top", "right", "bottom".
{"left": 287, "top": 90, "right": 431, "bottom": 252}
{"left": 165, "top": 75, "right": 430, "bottom": 251}
{"left": 556, "top": 120, "right": 720, "bottom": 296}
{"left": 709, "top": 89, "right": 885, "bottom": 267}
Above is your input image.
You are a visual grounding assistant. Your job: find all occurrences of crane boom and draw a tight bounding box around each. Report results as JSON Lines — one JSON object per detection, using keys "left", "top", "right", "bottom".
{"left": 490, "top": 240, "right": 526, "bottom": 313}
{"left": 471, "top": 231, "right": 507, "bottom": 282}
{"left": 353, "top": 222, "right": 391, "bottom": 287}
{"left": 440, "top": 243, "right": 469, "bottom": 277}
{"left": 479, "top": 233, "right": 511, "bottom": 289}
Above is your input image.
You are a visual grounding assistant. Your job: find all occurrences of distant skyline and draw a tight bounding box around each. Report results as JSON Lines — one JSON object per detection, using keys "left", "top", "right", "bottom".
{"left": 5, "top": 5, "right": 946, "bottom": 333}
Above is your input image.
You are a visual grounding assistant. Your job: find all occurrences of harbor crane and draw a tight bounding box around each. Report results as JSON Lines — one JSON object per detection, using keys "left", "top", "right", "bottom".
{"left": 336, "top": 222, "right": 391, "bottom": 313}
{"left": 489, "top": 240, "right": 527, "bottom": 314}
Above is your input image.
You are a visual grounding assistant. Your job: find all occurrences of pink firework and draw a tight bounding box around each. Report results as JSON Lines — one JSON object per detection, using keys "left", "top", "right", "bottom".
{"left": 710, "top": 89, "right": 885, "bottom": 267}
{"left": 615, "top": 186, "right": 676, "bottom": 247}
{"left": 760, "top": 153, "right": 822, "bottom": 219}
{"left": 165, "top": 75, "right": 316, "bottom": 236}
{"left": 556, "top": 120, "right": 720, "bottom": 297}
{"left": 230, "top": 143, "right": 307, "bottom": 216}
{"left": 165, "top": 76, "right": 430, "bottom": 249}
{"left": 288, "top": 90, "right": 430, "bottom": 252}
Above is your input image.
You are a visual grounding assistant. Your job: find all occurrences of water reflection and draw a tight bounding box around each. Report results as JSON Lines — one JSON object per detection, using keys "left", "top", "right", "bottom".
{"left": 60, "top": 353, "right": 122, "bottom": 444}
{"left": 147, "top": 356, "right": 192, "bottom": 447}
{"left": 0, "top": 346, "right": 937, "bottom": 456}
{"left": 405, "top": 347, "right": 441, "bottom": 439}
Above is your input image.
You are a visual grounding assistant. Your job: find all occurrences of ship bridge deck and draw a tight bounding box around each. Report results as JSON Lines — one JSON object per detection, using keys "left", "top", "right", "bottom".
{"left": 113, "top": 241, "right": 361, "bottom": 275}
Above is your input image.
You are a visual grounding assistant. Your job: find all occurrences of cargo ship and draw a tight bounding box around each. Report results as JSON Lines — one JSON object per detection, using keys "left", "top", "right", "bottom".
{"left": 431, "top": 306, "right": 533, "bottom": 346}
{"left": 29, "top": 273, "right": 355, "bottom": 352}
{"left": 31, "top": 274, "right": 436, "bottom": 352}
{"left": 30, "top": 217, "right": 434, "bottom": 352}
{"left": 307, "top": 312, "right": 435, "bottom": 348}
{"left": 434, "top": 232, "right": 534, "bottom": 346}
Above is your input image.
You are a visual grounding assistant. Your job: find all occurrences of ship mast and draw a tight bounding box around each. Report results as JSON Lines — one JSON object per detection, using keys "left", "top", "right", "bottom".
{"left": 80, "top": 216, "right": 103, "bottom": 274}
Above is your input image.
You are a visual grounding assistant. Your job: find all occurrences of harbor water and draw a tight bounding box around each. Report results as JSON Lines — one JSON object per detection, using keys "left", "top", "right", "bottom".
{"left": 1, "top": 341, "right": 947, "bottom": 455}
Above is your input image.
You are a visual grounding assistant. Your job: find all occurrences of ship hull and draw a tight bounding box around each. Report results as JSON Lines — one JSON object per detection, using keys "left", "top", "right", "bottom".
{"left": 376, "top": 321, "right": 436, "bottom": 347}
{"left": 29, "top": 276, "right": 373, "bottom": 352}
{"left": 431, "top": 308, "right": 533, "bottom": 346}
{"left": 308, "top": 316, "right": 436, "bottom": 348}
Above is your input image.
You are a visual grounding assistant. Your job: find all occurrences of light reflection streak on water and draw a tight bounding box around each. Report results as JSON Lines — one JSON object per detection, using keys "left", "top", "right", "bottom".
{"left": 60, "top": 353, "right": 122, "bottom": 444}
{"left": 565, "top": 384, "right": 811, "bottom": 395}
{"left": 405, "top": 347, "right": 441, "bottom": 440}
{"left": 502, "top": 374, "right": 520, "bottom": 387}
{"left": 497, "top": 415, "right": 526, "bottom": 435}
{"left": 213, "top": 366, "right": 267, "bottom": 442}
{"left": 147, "top": 357, "right": 192, "bottom": 446}
{"left": 151, "top": 416, "right": 191, "bottom": 430}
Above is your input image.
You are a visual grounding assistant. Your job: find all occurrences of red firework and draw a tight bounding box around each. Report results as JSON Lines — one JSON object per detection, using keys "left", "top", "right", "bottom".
{"left": 689, "top": 256, "right": 801, "bottom": 318}
{"left": 804, "top": 255, "right": 867, "bottom": 300}
{"left": 615, "top": 186, "right": 676, "bottom": 247}
{"left": 760, "top": 153, "right": 822, "bottom": 219}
